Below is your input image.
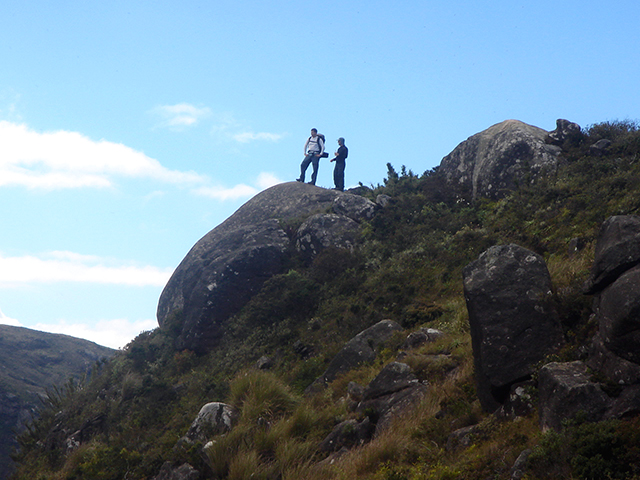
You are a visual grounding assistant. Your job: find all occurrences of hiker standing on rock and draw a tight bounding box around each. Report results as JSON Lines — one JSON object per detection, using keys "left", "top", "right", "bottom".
{"left": 297, "top": 128, "right": 325, "bottom": 185}
{"left": 330, "top": 137, "right": 348, "bottom": 191}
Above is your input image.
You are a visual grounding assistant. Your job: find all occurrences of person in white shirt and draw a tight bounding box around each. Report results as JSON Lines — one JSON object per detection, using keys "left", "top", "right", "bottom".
{"left": 297, "top": 128, "right": 325, "bottom": 185}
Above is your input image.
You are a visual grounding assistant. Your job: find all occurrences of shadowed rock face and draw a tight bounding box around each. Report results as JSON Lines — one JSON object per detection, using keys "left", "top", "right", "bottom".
{"left": 157, "top": 182, "right": 376, "bottom": 353}
{"left": 585, "top": 215, "right": 640, "bottom": 294}
{"left": 587, "top": 215, "right": 640, "bottom": 384}
{"left": 439, "top": 120, "right": 562, "bottom": 200}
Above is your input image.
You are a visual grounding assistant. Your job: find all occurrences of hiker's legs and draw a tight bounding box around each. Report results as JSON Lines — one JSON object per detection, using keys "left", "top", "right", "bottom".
{"left": 334, "top": 160, "right": 345, "bottom": 191}
{"left": 309, "top": 156, "right": 319, "bottom": 185}
{"left": 298, "top": 154, "right": 313, "bottom": 182}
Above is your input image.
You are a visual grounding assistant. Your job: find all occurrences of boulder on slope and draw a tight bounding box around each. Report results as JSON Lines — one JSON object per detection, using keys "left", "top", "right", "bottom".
{"left": 439, "top": 119, "right": 562, "bottom": 200}
{"left": 157, "top": 182, "right": 375, "bottom": 353}
{"left": 463, "top": 244, "right": 564, "bottom": 412}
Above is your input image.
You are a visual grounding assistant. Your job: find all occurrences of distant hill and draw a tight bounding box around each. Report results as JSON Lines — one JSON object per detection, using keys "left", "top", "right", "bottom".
{"left": 0, "top": 325, "right": 114, "bottom": 478}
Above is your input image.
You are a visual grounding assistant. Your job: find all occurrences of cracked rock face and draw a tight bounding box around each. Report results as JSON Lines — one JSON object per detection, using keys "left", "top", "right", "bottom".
{"left": 439, "top": 119, "right": 562, "bottom": 200}
{"left": 157, "top": 182, "right": 375, "bottom": 353}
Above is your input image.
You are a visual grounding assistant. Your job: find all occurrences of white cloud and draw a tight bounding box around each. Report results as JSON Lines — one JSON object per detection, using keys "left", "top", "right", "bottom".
{"left": 0, "top": 308, "right": 21, "bottom": 327}
{"left": 256, "top": 172, "right": 282, "bottom": 189}
{"left": 0, "top": 121, "right": 206, "bottom": 190}
{"left": 151, "top": 103, "right": 212, "bottom": 128}
{"left": 0, "top": 311, "right": 154, "bottom": 349}
{"left": 233, "top": 132, "right": 285, "bottom": 143}
{"left": 194, "top": 183, "right": 259, "bottom": 200}
{"left": 193, "top": 172, "right": 283, "bottom": 200}
{"left": 0, "top": 251, "right": 173, "bottom": 287}
{"left": 31, "top": 318, "right": 157, "bottom": 349}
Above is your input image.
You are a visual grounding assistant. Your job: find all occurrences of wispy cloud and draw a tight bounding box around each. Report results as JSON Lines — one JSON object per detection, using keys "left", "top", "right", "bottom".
{"left": 193, "top": 172, "right": 282, "bottom": 200}
{"left": 233, "top": 132, "right": 285, "bottom": 143}
{"left": 0, "top": 251, "right": 173, "bottom": 287}
{"left": 150, "top": 103, "right": 212, "bottom": 129}
{"left": 151, "top": 102, "right": 286, "bottom": 144}
{"left": 0, "top": 121, "right": 207, "bottom": 190}
{"left": 0, "top": 89, "right": 22, "bottom": 122}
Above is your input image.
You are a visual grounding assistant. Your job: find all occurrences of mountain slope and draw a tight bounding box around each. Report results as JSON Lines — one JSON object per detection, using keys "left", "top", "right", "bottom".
{"left": 9, "top": 118, "right": 640, "bottom": 480}
{"left": 0, "top": 325, "right": 114, "bottom": 478}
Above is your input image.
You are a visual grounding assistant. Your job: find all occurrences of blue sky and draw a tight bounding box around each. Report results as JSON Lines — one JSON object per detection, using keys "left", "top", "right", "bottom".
{"left": 0, "top": 1, "right": 638, "bottom": 348}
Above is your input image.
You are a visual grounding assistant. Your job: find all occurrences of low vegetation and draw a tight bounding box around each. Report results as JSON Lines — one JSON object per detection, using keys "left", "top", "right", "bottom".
{"left": 10, "top": 120, "right": 640, "bottom": 479}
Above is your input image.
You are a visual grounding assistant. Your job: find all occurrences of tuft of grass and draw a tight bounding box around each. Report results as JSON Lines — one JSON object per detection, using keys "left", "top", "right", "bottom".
{"left": 228, "top": 370, "right": 299, "bottom": 422}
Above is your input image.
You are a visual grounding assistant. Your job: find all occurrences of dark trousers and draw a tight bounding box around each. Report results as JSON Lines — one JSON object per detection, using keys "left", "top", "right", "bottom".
{"left": 333, "top": 160, "right": 345, "bottom": 191}
{"left": 299, "top": 154, "right": 320, "bottom": 184}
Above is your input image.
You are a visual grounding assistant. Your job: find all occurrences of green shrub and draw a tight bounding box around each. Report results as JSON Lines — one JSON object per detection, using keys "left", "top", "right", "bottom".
{"left": 528, "top": 418, "right": 640, "bottom": 479}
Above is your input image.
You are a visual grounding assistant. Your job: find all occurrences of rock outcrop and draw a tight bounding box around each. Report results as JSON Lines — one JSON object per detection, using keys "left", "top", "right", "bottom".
{"left": 356, "top": 361, "right": 427, "bottom": 432}
{"left": 439, "top": 119, "right": 562, "bottom": 200}
{"left": 545, "top": 118, "right": 582, "bottom": 147}
{"left": 463, "top": 244, "right": 564, "bottom": 412}
{"left": 319, "top": 361, "right": 427, "bottom": 454}
{"left": 306, "top": 320, "right": 403, "bottom": 393}
{"left": 538, "top": 361, "right": 609, "bottom": 432}
{"left": 157, "top": 182, "right": 376, "bottom": 353}
{"left": 153, "top": 462, "right": 200, "bottom": 480}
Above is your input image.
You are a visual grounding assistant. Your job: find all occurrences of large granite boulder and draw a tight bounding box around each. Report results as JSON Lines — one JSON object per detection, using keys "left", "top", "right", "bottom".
{"left": 157, "top": 182, "right": 376, "bottom": 353}
{"left": 585, "top": 215, "right": 640, "bottom": 388}
{"left": 596, "top": 265, "right": 640, "bottom": 364}
{"left": 463, "top": 244, "right": 564, "bottom": 412}
{"left": 439, "top": 119, "right": 562, "bottom": 200}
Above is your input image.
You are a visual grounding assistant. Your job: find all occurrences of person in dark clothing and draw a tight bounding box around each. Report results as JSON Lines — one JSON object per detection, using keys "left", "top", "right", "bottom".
{"left": 297, "top": 128, "right": 325, "bottom": 185}
{"left": 330, "top": 137, "right": 348, "bottom": 191}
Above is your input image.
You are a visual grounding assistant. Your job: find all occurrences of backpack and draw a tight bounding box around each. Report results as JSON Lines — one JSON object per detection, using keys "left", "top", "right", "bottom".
{"left": 314, "top": 133, "right": 329, "bottom": 157}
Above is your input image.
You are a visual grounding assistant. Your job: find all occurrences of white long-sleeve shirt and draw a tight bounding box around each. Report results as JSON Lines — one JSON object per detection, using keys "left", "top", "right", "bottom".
{"left": 304, "top": 135, "right": 324, "bottom": 155}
